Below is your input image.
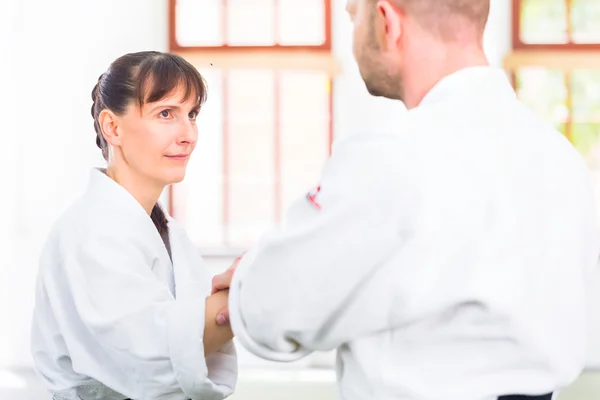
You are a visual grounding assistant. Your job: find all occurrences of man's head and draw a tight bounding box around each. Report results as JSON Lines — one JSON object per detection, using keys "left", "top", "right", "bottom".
{"left": 346, "top": 0, "right": 490, "bottom": 105}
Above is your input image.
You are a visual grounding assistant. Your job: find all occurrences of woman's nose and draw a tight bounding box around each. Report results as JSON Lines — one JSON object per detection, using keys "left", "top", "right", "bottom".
{"left": 177, "top": 119, "right": 197, "bottom": 144}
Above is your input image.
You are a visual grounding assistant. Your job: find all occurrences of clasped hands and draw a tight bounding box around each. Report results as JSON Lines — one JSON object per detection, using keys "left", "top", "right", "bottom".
{"left": 211, "top": 254, "right": 243, "bottom": 326}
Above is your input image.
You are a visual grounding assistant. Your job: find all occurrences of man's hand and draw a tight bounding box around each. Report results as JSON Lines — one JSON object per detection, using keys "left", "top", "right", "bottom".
{"left": 212, "top": 254, "right": 244, "bottom": 325}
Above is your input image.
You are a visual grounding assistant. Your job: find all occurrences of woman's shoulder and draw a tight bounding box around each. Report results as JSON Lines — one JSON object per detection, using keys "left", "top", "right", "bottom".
{"left": 38, "top": 197, "right": 104, "bottom": 267}
{"left": 48, "top": 193, "right": 155, "bottom": 250}
{"left": 49, "top": 196, "right": 96, "bottom": 238}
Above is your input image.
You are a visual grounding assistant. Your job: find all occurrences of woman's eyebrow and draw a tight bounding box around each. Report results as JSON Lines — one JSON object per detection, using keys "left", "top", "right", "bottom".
{"left": 147, "top": 104, "right": 182, "bottom": 113}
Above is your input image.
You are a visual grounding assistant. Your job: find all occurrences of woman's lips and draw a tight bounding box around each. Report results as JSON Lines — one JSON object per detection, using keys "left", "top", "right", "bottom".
{"left": 165, "top": 154, "right": 189, "bottom": 161}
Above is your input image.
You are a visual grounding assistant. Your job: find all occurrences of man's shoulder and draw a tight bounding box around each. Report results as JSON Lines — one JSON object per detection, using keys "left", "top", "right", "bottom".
{"left": 331, "top": 130, "right": 418, "bottom": 161}
{"left": 325, "top": 131, "right": 421, "bottom": 203}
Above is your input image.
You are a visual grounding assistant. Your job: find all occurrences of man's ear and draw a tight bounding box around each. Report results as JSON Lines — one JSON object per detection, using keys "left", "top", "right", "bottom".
{"left": 376, "top": 0, "right": 403, "bottom": 47}
{"left": 98, "top": 109, "right": 121, "bottom": 147}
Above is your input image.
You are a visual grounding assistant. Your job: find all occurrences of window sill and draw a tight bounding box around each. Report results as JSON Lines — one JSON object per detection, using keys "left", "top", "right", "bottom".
{"left": 503, "top": 50, "right": 600, "bottom": 70}
{"left": 173, "top": 49, "right": 341, "bottom": 75}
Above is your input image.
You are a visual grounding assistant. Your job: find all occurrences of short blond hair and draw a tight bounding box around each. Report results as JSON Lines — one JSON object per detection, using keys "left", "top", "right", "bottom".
{"left": 387, "top": 0, "right": 490, "bottom": 39}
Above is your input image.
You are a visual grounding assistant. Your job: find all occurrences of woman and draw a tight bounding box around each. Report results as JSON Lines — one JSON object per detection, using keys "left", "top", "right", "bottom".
{"left": 30, "top": 51, "right": 237, "bottom": 400}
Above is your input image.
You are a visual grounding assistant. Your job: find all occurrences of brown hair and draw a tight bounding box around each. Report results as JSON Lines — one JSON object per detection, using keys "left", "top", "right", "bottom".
{"left": 90, "top": 51, "right": 207, "bottom": 235}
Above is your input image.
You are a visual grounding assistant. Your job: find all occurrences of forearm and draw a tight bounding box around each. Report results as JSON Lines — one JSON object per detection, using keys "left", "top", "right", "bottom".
{"left": 204, "top": 290, "right": 233, "bottom": 355}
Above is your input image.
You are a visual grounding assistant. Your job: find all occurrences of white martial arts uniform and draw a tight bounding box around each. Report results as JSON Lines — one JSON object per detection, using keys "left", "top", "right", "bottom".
{"left": 229, "top": 67, "right": 599, "bottom": 400}
{"left": 31, "top": 169, "right": 237, "bottom": 400}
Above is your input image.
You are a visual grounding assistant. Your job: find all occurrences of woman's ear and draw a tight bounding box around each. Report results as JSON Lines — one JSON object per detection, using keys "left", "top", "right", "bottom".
{"left": 98, "top": 109, "right": 121, "bottom": 147}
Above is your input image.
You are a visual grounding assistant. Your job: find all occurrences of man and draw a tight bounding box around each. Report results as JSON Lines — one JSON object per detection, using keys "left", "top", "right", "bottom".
{"left": 212, "top": 0, "right": 599, "bottom": 399}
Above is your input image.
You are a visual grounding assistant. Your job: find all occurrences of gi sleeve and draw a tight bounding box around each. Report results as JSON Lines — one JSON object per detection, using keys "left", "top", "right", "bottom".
{"left": 228, "top": 134, "right": 415, "bottom": 360}
{"left": 50, "top": 226, "right": 234, "bottom": 400}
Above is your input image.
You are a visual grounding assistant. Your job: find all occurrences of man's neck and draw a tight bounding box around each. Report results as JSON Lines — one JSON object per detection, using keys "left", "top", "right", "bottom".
{"left": 402, "top": 47, "right": 489, "bottom": 110}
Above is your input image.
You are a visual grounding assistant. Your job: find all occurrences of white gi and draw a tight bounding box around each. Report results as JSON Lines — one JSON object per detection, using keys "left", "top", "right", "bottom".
{"left": 31, "top": 169, "right": 237, "bottom": 400}
{"left": 228, "top": 67, "right": 599, "bottom": 400}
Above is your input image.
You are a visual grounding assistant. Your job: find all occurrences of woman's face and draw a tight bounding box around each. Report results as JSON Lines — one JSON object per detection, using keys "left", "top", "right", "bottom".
{"left": 110, "top": 86, "right": 200, "bottom": 187}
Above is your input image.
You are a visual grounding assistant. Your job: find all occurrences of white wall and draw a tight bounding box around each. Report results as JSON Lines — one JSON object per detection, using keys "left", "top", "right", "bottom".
{"left": 484, "top": 0, "right": 513, "bottom": 69}
{"left": 0, "top": 0, "right": 22, "bottom": 370}
{"left": 0, "top": 0, "right": 168, "bottom": 368}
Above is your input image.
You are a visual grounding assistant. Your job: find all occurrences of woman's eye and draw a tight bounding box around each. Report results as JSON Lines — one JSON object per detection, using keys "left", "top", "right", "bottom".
{"left": 159, "top": 110, "right": 171, "bottom": 118}
{"left": 189, "top": 111, "right": 199, "bottom": 120}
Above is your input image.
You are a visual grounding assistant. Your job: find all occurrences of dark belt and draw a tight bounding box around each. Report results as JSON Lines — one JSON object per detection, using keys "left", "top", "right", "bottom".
{"left": 126, "top": 394, "right": 551, "bottom": 400}
{"left": 126, "top": 395, "right": 551, "bottom": 400}
{"left": 498, "top": 394, "right": 553, "bottom": 400}
{"left": 126, "top": 393, "right": 551, "bottom": 400}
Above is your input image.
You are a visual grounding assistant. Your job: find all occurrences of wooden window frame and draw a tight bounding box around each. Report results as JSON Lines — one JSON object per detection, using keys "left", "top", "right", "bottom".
{"left": 166, "top": 0, "right": 339, "bottom": 252}
{"left": 168, "top": 0, "right": 333, "bottom": 52}
{"left": 507, "top": 0, "right": 600, "bottom": 145}
{"left": 512, "top": 0, "right": 600, "bottom": 50}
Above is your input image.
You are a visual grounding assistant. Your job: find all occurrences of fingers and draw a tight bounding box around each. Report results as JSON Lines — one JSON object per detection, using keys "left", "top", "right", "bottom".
{"left": 228, "top": 253, "right": 244, "bottom": 271}
{"left": 211, "top": 267, "right": 235, "bottom": 294}
{"left": 211, "top": 252, "right": 246, "bottom": 294}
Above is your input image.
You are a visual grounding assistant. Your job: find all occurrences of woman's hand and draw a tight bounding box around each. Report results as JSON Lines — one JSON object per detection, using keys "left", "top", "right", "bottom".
{"left": 211, "top": 254, "right": 244, "bottom": 325}
{"left": 211, "top": 264, "right": 236, "bottom": 295}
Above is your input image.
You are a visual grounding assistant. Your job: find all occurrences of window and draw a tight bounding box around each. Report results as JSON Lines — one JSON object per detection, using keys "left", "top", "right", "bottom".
{"left": 514, "top": 0, "right": 600, "bottom": 48}
{"left": 507, "top": 0, "right": 600, "bottom": 223}
{"left": 171, "top": 0, "right": 331, "bottom": 50}
{"left": 514, "top": 68, "right": 600, "bottom": 164}
{"left": 168, "top": 0, "right": 336, "bottom": 252}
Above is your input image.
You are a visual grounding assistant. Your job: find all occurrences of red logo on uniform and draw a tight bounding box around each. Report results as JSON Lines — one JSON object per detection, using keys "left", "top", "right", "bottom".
{"left": 306, "top": 186, "right": 322, "bottom": 210}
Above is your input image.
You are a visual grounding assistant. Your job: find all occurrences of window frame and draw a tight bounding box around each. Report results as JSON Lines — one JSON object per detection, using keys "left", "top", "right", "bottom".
{"left": 512, "top": 0, "right": 600, "bottom": 50}
{"left": 508, "top": 0, "right": 600, "bottom": 142}
{"left": 168, "top": 0, "right": 333, "bottom": 51}
{"left": 166, "top": 0, "right": 336, "bottom": 253}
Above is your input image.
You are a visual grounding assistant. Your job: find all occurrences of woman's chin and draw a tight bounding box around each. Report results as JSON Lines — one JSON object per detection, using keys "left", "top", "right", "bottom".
{"left": 162, "top": 170, "right": 187, "bottom": 185}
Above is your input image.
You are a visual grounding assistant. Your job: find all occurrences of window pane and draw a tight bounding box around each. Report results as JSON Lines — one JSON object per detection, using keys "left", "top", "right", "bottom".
{"left": 516, "top": 68, "right": 569, "bottom": 127}
{"left": 572, "top": 124, "right": 600, "bottom": 224}
{"left": 278, "top": 0, "right": 326, "bottom": 45}
{"left": 176, "top": 69, "right": 225, "bottom": 248}
{"left": 571, "top": 0, "right": 600, "bottom": 43}
{"left": 520, "top": 0, "right": 568, "bottom": 44}
{"left": 227, "top": 70, "right": 276, "bottom": 247}
{"left": 571, "top": 70, "right": 600, "bottom": 167}
{"left": 226, "top": 0, "right": 275, "bottom": 46}
{"left": 572, "top": 123, "right": 600, "bottom": 169}
{"left": 170, "top": 68, "right": 333, "bottom": 251}
{"left": 279, "top": 72, "right": 330, "bottom": 221}
{"left": 571, "top": 70, "right": 600, "bottom": 122}
{"left": 175, "top": 0, "right": 223, "bottom": 46}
